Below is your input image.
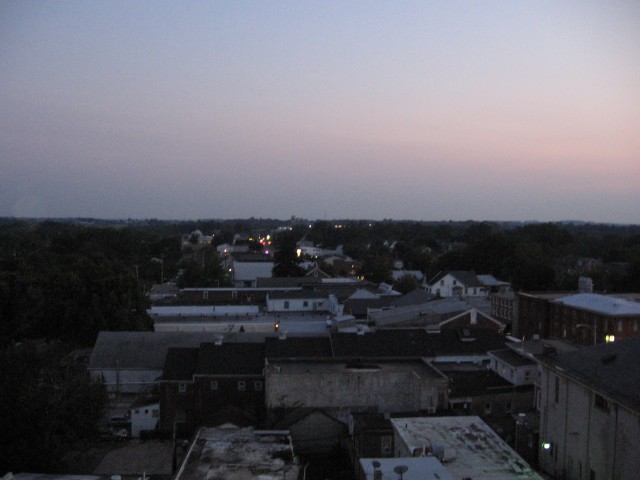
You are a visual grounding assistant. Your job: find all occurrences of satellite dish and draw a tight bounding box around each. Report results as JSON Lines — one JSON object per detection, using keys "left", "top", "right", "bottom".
{"left": 393, "top": 465, "right": 408, "bottom": 480}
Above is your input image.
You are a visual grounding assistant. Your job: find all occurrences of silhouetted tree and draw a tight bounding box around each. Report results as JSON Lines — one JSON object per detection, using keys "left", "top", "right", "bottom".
{"left": 272, "top": 231, "right": 304, "bottom": 277}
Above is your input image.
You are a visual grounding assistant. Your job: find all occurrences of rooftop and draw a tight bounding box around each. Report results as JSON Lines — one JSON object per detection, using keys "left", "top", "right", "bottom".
{"left": 391, "top": 416, "right": 543, "bottom": 480}
{"left": 553, "top": 293, "right": 640, "bottom": 316}
{"left": 175, "top": 426, "right": 298, "bottom": 480}
{"left": 265, "top": 358, "right": 446, "bottom": 380}
{"left": 488, "top": 348, "right": 537, "bottom": 367}
{"left": 359, "top": 457, "right": 454, "bottom": 480}
{"left": 537, "top": 335, "right": 640, "bottom": 412}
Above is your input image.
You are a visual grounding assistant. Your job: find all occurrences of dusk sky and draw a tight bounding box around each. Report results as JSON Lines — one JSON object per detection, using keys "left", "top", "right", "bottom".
{"left": 1, "top": 1, "right": 639, "bottom": 223}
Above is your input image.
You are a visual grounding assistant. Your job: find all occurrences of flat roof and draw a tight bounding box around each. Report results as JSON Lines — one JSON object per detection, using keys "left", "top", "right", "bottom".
{"left": 266, "top": 358, "right": 445, "bottom": 380}
{"left": 488, "top": 348, "right": 537, "bottom": 367}
{"left": 175, "top": 426, "right": 299, "bottom": 480}
{"left": 359, "top": 457, "right": 454, "bottom": 480}
{"left": 553, "top": 293, "right": 640, "bottom": 316}
{"left": 391, "top": 416, "right": 543, "bottom": 480}
{"left": 148, "top": 305, "right": 261, "bottom": 316}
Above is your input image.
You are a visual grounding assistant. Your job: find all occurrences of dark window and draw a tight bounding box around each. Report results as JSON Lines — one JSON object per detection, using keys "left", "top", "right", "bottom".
{"left": 179, "top": 383, "right": 186, "bottom": 393}
{"left": 254, "top": 381, "right": 263, "bottom": 391}
{"left": 238, "top": 381, "right": 246, "bottom": 391}
{"left": 284, "top": 301, "right": 290, "bottom": 309}
{"left": 210, "top": 381, "right": 218, "bottom": 391}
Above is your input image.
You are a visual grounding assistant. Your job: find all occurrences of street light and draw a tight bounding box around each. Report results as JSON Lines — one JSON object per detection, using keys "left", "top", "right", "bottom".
{"left": 575, "top": 323, "right": 597, "bottom": 345}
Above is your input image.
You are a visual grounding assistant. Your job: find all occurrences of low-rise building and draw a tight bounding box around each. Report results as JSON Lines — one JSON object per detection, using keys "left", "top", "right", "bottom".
{"left": 515, "top": 292, "right": 640, "bottom": 344}
{"left": 266, "top": 290, "right": 337, "bottom": 313}
{"left": 265, "top": 358, "right": 449, "bottom": 420}
{"left": 427, "top": 271, "right": 510, "bottom": 298}
{"left": 175, "top": 426, "right": 299, "bottom": 480}
{"left": 359, "top": 457, "right": 454, "bottom": 480}
{"left": 391, "top": 416, "right": 543, "bottom": 480}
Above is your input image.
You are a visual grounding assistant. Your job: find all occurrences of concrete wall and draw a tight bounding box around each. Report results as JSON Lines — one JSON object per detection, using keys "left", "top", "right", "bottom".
{"left": 539, "top": 365, "right": 640, "bottom": 480}
{"left": 266, "top": 365, "right": 446, "bottom": 414}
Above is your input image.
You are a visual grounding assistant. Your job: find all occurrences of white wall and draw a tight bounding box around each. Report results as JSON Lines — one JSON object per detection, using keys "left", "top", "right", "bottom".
{"left": 266, "top": 297, "right": 329, "bottom": 312}
{"left": 130, "top": 403, "right": 160, "bottom": 437}
{"left": 430, "top": 274, "right": 488, "bottom": 298}
{"left": 539, "top": 366, "right": 640, "bottom": 480}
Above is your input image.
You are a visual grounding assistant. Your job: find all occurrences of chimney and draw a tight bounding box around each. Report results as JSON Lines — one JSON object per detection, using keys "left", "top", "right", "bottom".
{"left": 578, "top": 276, "right": 593, "bottom": 293}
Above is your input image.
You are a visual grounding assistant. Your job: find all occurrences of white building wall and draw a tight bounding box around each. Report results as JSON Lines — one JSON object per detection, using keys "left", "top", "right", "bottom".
{"left": 489, "top": 356, "right": 536, "bottom": 386}
{"left": 130, "top": 403, "right": 160, "bottom": 437}
{"left": 539, "top": 365, "right": 640, "bottom": 480}
{"left": 429, "top": 274, "right": 488, "bottom": 298}
{"left": 266, "top": 297, "right": 329, "bottom": 312}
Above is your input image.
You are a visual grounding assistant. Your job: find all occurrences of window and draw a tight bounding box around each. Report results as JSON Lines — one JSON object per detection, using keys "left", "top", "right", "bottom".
{"left": 440, "top": 280, "right": 444, "bottom": 286}
{"left": 203, "top": 291, "right": 209, "bottom": 299}
{"left": 524, "top": 370, "right": 531, "bottom": 382}
{"left": 484, "top": 402, "right": 492, "bottom": 414}
{"left": 238, "top": 381, "right": 246, "bottom": 391}
{"left": 617, "top": 320, "right": 623, "bottom": 332}
{"left": 506, "top": 401, "right": 513, "bottom": 413}
{"left": 381, "top": 435, "right": 392, "bottom": 456}
{"left": 179, "top": 383, "right": 186, "bottom": 393}
{"left": 254, "top": 381, "right": 263, "bottom": 391}
{"left": 303, "top": 301, "right": 308, "bottom": 307}
{"left": 284, "top": 301, "right": 290, "bottom": 309}
{"left": 634, "top": 320, "right": 638, "bottom": 332}
{"left": 144, "top": 409, "right": 148, "bottom": 414}
{"left": 210, "top": 381, "right": 218, "bottom": 391}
